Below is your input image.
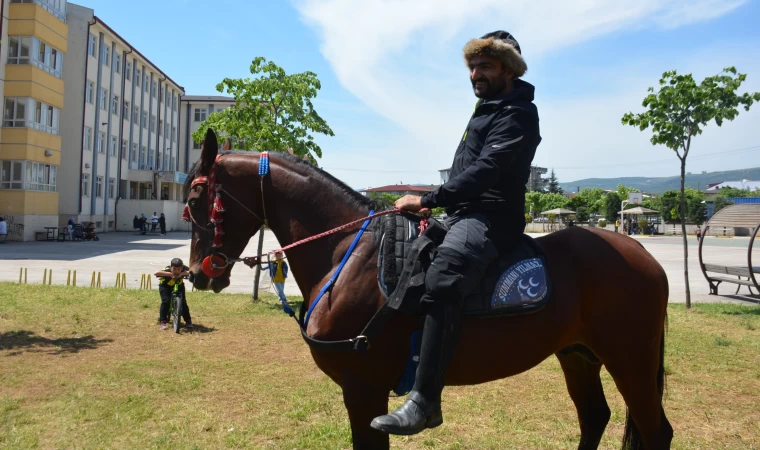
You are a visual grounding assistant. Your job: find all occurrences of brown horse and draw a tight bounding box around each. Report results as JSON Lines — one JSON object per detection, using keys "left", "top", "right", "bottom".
{"left": 185, "top": 130, "right": 672, "bottom": 450}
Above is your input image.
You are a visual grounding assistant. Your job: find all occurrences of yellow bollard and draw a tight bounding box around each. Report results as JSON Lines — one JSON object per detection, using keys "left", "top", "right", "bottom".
{"left": 147, "top": 275, "right": 152, "bottom": 289}
{"left": 91, "top": 271, "right": 96, "bottom": 287}
{"left": 122, "top": 273, "right": 127, "bottom": 288}
{"left": 19, "top": 267, "right": 23, "bottom": 284}
{"left": 140, "top": 274, "right": 145, "bottom": 289}
{"left": 97, "top": 272, "right": 101, "bottom": 288}
{"left": 24, "top": 268, "right": 27, "bottom": 284}
{"left": 73, "top": 270, "right": 77, "bottom": 287}
{"left": 67, "top": 270, "right": 71, "bottom": 286}
{"left": 43, "top": 268, "right": 48, "bottom": 285}
{"left": 48, "top": 269, "right": 52, "bottom": 285}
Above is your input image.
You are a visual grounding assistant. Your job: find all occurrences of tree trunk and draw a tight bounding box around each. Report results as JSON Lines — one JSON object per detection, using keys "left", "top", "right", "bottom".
{"left": 680, "top": 158, "right": 691, "bottom": 309}
{"left": 252, "top": 224, "right": 265, "bottom": 302}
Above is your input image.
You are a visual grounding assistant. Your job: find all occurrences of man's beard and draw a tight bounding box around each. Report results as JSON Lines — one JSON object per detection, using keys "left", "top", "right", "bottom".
{"left": 472, "top": 73, "right": 508, "bottom": 99}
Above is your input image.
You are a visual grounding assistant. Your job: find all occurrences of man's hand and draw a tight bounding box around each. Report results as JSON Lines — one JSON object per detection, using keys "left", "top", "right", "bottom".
{"left": 394, "top": 195, "right": 423, "bottom": 212}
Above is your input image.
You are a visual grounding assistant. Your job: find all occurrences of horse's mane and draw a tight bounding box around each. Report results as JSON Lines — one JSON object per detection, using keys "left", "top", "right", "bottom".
{"left": 184, "top": 151, "right": 377, "bottom": 212}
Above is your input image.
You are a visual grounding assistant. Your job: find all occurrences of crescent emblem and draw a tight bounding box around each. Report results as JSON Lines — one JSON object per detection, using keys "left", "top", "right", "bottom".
{"left": 527, "top": 287, "right": 537, "bottom": 297}
{"left": 518, "top": 279, "right": 529, "bottom": 290}
{"left": 529, "top": 277, "right": 539, "bottom": 287}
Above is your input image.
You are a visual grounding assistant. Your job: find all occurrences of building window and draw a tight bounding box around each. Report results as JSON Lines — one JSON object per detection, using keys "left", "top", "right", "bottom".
{"left": 102, "top": 45, "right": 110, "bottom": 66}
{"left": 114, "top": 53, "right": 120, "bottom": 74}
{"left": 0, "top": 160, "right": 24, "bottom": 189}
{"left": 125, "top": 61, "right": 131, "bottom": 81}
{"left": 123, "top": 101, "right": 130, "bottom": 121}
{"left": 150, "top": 115, "right": 156, "bottom": 132}
{"left": 99, "top": 88, "right": 108, "bottom": 110}
{"left": 141, "top": 146, "right": 148, "bottom": 168}
{"left": 109, "top": 135, "right": 117, "bottom": 156}
{"left": 131, "top": 143, "right": 137, "bottom": 162}
{"left": 86, "top": 80, "right": 94, "bottom": 104}
{"left": 7, "top": 36, "right": 31, "bottom": 64}
{"left": 121, "top": 139, "right": 128, "bottom": 159}
{"left": 136, "top": 69, "right": 141, "bottom": 87}
{"left": 88, "top": 34, "right": 97, "bottom": 57}
{"left": 111, "top": 94, "right": 119, "bottom": 116}
{"left": 96, "top": 176, "right": 103, "bottom": 197}
{"left": 4, "top": 97, "right": 58, "bottom": 134}
{"left": 143, "top": 74, "right": 149, "bottom": 92}
{"left": 194, "top": 108, "right": 207, "bottom": 122}
{"left": 158, "top": 119, "right": 163, "bottom": 136}
{"left": 84, "top": 126, "right": 92, "bottom": 150}
{"left": 133, "top": 105, "right": 138, "bottom": 123}
{"left": 109, "top": 178, "right": 115, "bottom": 198}
{"left": 3, "top": 97, "right": 27, "bottom": 128}
{"left": 1, "top": 160, "right": 57, "bottom": 192}
{"left": 82, "top": 173, "right": 90, "bottom": 196}
{"left": 150, "top": 80, "right": 156, "bottom": 98}
{"left": 149, "top": 149, "right": 155, "bottom": 167}
{"left": 97, "top": 132, "right": 105, "bottom": 153}
{"left": 172, "top": 126, "right": 177, "bottom": 142}
{"left": 172, "top": 94, "right": 177, "bottom": 111}
{"left": 193, "top": 141, "right": 201, "bottom": 150}
{"left": 142, "top": 111, "right": 147, "bottom": 129}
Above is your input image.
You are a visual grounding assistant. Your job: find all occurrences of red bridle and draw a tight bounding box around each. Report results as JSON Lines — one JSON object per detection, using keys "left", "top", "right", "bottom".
{"left": 182, "top": 154, "right": 226, "bottom": 247}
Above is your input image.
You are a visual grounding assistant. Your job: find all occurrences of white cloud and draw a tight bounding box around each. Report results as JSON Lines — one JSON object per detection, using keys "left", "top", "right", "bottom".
{"left": 296, "top": 0, "right": 755, "bottom": 187}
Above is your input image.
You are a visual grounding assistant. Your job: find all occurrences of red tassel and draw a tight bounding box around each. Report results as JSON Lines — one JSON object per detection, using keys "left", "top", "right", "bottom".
{"left": 211, "top": 194, "right": 225, "bottom": 223}
{"left": 182, "top": 205, "right": 191, "bottom": 222}
{"left": 212, "top": 225, "right": 224, "bottom": 247}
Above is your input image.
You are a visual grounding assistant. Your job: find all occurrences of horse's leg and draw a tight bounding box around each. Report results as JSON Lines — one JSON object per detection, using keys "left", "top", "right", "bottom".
{"left": 342, "top": 377, "right": 390, "bottom": 450}
{"left": 600, "top": 332, "right": 672, "bottom": 450}
{"left": 556, "top": 347, "right": 610, "bottom": 450}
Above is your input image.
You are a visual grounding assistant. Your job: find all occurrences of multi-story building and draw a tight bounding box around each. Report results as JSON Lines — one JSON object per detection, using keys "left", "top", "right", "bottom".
{"left": 178, "top": 95, "right": 234, "bottom": 173}
{"left": 60, "top": 3, "right": 185, "bottom": 234}
{"left": 0, "top": 0, "right": 68, "bottom": 241}
{"left": 0, "top": 1, "right": 188, "bottom": 240}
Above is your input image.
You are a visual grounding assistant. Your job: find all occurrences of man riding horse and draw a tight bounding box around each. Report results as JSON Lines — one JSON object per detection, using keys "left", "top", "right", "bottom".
{"left": 371, "top": 31, "right": 542, "bottom": 436}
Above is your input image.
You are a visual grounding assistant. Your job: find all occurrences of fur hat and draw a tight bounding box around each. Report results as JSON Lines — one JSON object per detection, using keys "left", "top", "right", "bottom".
{"left": 463, "top": 30, "right": 527, "bottom": 78}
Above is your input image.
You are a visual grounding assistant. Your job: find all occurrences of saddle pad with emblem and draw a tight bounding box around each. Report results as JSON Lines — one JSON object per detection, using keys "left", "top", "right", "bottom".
{"left": 378, "top": 214, "right": 551, "bottom": 317}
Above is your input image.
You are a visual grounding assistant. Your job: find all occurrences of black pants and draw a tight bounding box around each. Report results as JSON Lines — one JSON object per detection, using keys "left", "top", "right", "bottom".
{"left": 160, "top": 222, "right": 166, "bottom": 234}
{"left": 413, "top": 213, "right": 520, "bottom": 401}
{"left": 159, "top": 283, "right": 191, "bottom": 323}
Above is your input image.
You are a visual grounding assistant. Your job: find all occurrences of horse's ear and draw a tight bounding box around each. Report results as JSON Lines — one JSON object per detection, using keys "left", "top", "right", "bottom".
{"left": 222, "top": 139, "right": 232, "bottom": 151}
{"left": 199, "top": 129, "right": 218, "bottom": 174}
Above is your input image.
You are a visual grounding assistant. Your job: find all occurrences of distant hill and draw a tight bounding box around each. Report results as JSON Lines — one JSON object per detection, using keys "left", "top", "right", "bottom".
{"left": 560, "top": 167, "right": 760, "bottom": 194}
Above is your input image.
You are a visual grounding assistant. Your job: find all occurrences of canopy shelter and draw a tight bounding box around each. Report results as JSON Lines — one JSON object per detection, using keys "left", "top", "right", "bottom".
{"left": 698, "top": 204, "right": 760, "bottom": 297}
{"left": 618, "top": 206, "right": 660, "bottom": 215}
{"left": 540, "top": 208, "right": 576, "bottom": 216}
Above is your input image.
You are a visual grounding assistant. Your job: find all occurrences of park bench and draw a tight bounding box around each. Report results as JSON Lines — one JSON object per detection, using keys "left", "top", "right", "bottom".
{"left": 699, "top": 204, "right": 760, "bottom": 299}
{"left": 701, "top": 263, "right": 758, "bottom": 295}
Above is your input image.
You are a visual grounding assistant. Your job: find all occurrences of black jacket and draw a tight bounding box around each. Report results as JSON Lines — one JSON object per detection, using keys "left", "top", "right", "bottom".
{"left": 421, "top": 79, "right": 541, "bottom": 227}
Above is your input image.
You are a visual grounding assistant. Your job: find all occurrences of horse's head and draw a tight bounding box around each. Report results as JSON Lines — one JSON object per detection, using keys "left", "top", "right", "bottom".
{"left": 185, "top": 129, "right": 263, "bottom": 292}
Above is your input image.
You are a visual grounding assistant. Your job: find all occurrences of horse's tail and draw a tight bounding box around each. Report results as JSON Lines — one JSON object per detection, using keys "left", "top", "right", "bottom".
{"left": 621, "top": 323, "right": 667, "bottom": 450}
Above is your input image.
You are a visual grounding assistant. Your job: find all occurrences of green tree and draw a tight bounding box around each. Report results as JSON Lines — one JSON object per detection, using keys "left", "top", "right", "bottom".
{"left": 367, "top": 192, "right": 402, "bottom": 209}
{"left": 540, "top": 192, "right": 570, "bottom": 211}
{"left": 525, "top": 192, "right": 543, "bottom": 216}
{"left": 603, "top": 192, "right": 621, "bottom": 223}
{"left": 191, "top": 57, "right": 334, "bottom": 163}
{"left": 660, "top": 189, "right": 706, "bottom": 224}
{"left": 714, "top": 186, "right": 760, "bottom": 198}
{"left": 547, "top": 169, "right": 563, "bottom": 194}
{"left": 192, "top": 57, "right": 334, "bottom": 301}
{"left": 622, "top": 67, "right": 760, "bottom": 307}
{"left": 578, "top": 188, "right": 606, "bottom": 215}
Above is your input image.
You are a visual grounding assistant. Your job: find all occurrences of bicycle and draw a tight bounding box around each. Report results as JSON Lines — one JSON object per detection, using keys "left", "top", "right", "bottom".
{"left": 169, "top": 276, "right": 187, "bottom": 334}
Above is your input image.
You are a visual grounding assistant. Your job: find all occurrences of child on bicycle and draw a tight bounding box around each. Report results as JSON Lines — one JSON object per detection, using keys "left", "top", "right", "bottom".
{"left": 154, "top": 258, "right": 193, "bottom": 330}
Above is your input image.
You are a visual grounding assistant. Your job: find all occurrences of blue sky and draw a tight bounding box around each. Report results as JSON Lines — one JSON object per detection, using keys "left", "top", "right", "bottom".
{"left": 82, "top": 0, "right": 760, "bottom": 189}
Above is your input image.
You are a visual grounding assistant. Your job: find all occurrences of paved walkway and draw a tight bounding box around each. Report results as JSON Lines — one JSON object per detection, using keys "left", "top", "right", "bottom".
{"left": 0, "top": 230, "right": 757, "bottom": 304}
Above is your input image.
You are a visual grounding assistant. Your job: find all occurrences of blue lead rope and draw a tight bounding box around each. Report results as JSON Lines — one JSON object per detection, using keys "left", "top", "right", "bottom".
{"left": 303, "top": 210, "right": 375, "bottom": 329}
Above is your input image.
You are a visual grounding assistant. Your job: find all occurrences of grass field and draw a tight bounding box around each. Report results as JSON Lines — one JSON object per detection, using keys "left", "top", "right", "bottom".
{"left": 0, "top": 283, "right": 758, "bottom": 449}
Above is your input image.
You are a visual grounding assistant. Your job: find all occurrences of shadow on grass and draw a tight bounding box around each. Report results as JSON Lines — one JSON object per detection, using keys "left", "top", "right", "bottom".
{"left": 0, "top": 330, "right": 112, "bottom": 355}
{"left": 262, "top": 299, "right": 304, "bottom": 313}
{"left": 184, "top": 324, "right": 216, "bottom": 334}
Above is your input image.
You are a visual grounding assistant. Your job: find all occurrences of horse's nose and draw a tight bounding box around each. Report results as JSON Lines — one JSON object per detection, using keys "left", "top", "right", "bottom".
{"left": 188, "top": 272, "right": 195, "bottom": 283}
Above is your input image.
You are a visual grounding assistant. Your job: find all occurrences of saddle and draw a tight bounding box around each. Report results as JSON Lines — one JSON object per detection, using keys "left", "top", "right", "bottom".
{"left": 377, "top": 213, "right": 551, "bottom": 317}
